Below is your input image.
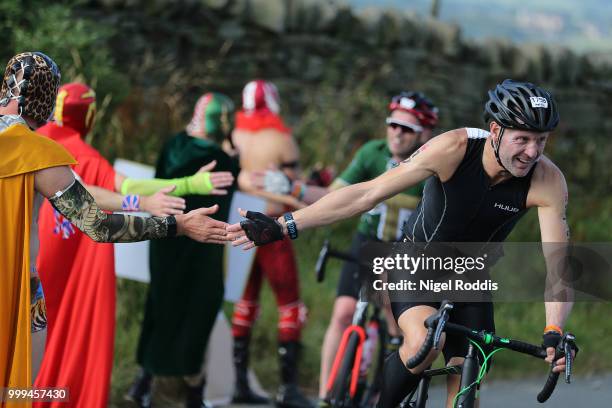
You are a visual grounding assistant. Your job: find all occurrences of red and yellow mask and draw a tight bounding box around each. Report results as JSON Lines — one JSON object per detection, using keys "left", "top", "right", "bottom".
{"left": 53, "top": 82, "right": 96, "bottom": 137}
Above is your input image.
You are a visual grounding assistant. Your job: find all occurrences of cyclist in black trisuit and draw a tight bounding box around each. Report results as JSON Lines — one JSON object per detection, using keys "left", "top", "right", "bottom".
{"left": 229, "top": 79, "right": 575, "bottom": 407}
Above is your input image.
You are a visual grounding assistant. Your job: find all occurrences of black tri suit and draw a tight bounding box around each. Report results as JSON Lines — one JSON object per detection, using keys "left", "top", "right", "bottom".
{"left": 396, "top": 127, "right": 536, "bottom": 363}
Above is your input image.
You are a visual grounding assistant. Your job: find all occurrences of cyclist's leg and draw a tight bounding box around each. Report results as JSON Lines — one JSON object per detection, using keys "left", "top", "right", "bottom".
{"left": 377, "top": 302, "right": 444, "bottom": 408}
{"left": 318, "top": 232, "right": 365, "bottom": 398}
{"left": 395, "top": 303, "right": 445, "bottom": 372}
{"left": 442, "top": 302, "right": 495, "bottom": 408}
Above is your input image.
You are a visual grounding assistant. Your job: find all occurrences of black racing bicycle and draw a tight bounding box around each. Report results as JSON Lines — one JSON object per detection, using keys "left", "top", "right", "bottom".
{"left": 403, "top": 301, "right": 579, "bottom": 408}
{"left": 316, "top": 240, "right": 390, "bottom": 408}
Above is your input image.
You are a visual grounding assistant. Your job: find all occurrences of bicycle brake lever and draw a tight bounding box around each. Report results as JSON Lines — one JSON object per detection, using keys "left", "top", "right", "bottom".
{"left": 563, "top": 333, "right": 576, "bottom": 384}
{"left": 432, "top": 303, "right": 453, "bottom": 350}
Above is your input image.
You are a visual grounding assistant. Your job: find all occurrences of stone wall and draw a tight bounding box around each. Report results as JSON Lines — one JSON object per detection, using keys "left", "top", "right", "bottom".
{"left": 85, "top": 0, "right": 612, "bottom": 192}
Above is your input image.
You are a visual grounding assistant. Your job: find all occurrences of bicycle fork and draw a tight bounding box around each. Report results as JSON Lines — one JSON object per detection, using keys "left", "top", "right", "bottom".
{"left": 327, "top": 325, "right": 367, "bottom": 398}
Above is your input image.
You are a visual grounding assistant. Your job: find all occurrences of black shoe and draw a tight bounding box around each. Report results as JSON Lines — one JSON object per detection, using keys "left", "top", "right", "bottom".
{"left": 232, "top": 336, "right": 270, "bottom": 404}
{"left": 276, "top": 342, "right": 313, "bottom": 408}
{"left": 276, "top": 384, "right": 313, "bottom": 408}
{"left": 185, "top": 380, "right": 213, "bottom": 408}
{"left": 125, "top": 368, "right": 152, "bottom": 408}
{"left": 232, "top": 386, "right": 270, "bottom": 404}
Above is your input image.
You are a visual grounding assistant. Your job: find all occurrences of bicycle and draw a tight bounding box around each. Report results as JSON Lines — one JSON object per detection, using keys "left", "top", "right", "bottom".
{"left": 403, "top": 300, "right": 578, "bottom": 408}
{"left": 316, "top": 240, "right": 391, "bottom": 408}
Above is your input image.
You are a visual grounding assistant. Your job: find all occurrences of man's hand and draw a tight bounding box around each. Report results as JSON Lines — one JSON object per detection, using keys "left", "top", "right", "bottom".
{"left": 140, "top": 186, "right": 186, "bottom": 216}
{"left": 197, "top": 160, "right": 235, "bottom": 195}
{"left": 176, "top": 205, "right": 229, "bottom": 244}
{"left": 226, "top": 208, "right": 284, "bottom": 250}
{"left": 543, "top": 331, "right": 577, "bottom": 373}
{"left": 247, "top": 170, "right": 267, "bottom": 191}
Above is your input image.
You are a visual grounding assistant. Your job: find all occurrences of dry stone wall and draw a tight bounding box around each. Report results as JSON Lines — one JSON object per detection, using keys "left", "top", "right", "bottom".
{"left": 86, "top": 0, "right": 612, "bottom": 192}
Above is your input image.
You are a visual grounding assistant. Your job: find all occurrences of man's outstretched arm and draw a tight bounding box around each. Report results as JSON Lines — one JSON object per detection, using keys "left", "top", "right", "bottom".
{"left": 35, "top": 166, "right": 228, "bottom": 244}
{"left": 227, "top": 131, "right": 464, "bottom": 249}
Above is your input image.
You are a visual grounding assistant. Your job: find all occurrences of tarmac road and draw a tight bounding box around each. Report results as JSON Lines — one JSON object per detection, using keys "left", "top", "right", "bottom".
{"left": 409, "top": 373, "right": 612, "bottom": 407}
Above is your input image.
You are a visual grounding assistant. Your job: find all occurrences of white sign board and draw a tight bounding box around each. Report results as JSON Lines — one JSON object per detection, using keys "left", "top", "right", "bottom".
{"left": 113, "top": 159, "right": 155, "bottom": 283}
{"left": 224, "top": 191, "right": 266, "bottom": 301}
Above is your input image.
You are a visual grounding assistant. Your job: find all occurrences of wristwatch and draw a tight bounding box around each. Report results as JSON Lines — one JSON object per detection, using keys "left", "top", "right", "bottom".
{"left": 283, "top": 212, "right": 298, "bottom": 240}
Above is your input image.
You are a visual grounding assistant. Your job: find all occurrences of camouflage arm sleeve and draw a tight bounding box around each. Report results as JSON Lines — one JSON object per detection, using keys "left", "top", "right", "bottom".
{"left": 49, "top": 179, "right": 173, "bottom": 243}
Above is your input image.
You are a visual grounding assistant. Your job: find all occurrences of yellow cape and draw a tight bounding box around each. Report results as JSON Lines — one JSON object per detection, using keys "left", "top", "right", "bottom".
{"left": 0, "top": 124, "right": 75, "bottom": 406}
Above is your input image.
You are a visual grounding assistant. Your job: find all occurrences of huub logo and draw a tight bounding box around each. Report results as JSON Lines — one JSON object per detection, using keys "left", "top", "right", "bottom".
{"left": 494, "top": 203, "right": 520, "bottom": 212}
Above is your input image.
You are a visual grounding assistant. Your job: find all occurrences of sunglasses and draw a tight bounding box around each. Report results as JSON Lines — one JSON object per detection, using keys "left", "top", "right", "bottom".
{"left": 386, "top": 117, "right": 423, "bottom": 134}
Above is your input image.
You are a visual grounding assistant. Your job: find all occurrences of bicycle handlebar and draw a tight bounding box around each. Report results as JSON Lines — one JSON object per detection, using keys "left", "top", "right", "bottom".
{"left": 315, "top": 240, "right": 331, "bottom": 282}
{"left": 315, "top": 240, "right": 371, "bottom": 283}
{"left": 406, "top": 301, "right": 454, "bottom": 368}
{"left": 405, "top": 301, "right": 578, "bottom": 404}
{"left": 537, "top": 333, "right": 578, "bottom": 403}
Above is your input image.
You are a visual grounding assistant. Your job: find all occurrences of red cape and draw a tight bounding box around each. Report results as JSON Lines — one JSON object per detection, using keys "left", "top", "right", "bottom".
{"left": 235, "top": 110, "right": 291, "bottom": 133}
{"left": 34, "top": 123, "right": 116, "bottom": 408}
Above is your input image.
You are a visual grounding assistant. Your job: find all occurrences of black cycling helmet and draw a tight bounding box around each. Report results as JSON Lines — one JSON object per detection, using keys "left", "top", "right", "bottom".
{"left": 483, "top": 79, "right": 559, "bottom": 132}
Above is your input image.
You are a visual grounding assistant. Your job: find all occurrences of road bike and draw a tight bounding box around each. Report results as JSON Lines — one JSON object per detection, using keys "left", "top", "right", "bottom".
{"left": 403, "top": 301, "right": 578, "bottom": 408}
{"left": 317, "top": 240, "right": 578, "bottom": 408}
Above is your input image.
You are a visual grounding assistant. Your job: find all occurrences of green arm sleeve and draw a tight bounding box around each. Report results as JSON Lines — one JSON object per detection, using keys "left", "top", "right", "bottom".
{"left": 121, "top": 172, "right": 214, "bottom": 196}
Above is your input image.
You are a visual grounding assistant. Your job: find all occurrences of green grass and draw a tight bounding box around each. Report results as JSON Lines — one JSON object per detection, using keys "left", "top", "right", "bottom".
{"left": 111, "top": 210, "right": 612, "bottom": 404}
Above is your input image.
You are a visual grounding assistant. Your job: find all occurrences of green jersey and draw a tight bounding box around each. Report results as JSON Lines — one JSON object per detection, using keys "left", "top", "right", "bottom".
{"left": 338, "top": 139, "right": 422, "bottom": 241}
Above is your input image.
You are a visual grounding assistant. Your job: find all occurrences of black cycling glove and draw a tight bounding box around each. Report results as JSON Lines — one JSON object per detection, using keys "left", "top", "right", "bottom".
{"left": 542, "top": 331, "right": 562, "bottom": 350}
{"left": 240, "top": 211, "right": 284, "bottom": 246}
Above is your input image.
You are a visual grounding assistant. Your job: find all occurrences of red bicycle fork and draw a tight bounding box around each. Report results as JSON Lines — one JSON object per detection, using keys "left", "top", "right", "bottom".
{"left": 326, "top": 325, "right": 367, "bottom": 398}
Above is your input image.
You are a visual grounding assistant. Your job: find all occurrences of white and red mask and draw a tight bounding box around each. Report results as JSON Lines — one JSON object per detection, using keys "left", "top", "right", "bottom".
{"left": 242, "top": 80, "right": 280, "bottom": 114}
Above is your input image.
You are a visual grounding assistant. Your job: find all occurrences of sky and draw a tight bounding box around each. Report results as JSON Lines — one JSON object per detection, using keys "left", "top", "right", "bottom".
{"left": 347, "top": 0, "right": 612, "bottom": 53}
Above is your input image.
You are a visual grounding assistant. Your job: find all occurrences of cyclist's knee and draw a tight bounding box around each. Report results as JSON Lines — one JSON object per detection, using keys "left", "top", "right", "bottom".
{"left": 398, "top": 338, "right": 442, "bottom": 373}
{"left": 396, "top": 306, "right": 445, "bottom": 372}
